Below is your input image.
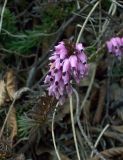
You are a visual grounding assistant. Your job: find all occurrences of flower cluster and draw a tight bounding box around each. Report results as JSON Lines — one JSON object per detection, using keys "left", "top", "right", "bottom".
{"left": 44, "top": 40, "right": 88, "bottom": 105}
{"left": 106, "top": 37, "right": 123, "bottom": 58}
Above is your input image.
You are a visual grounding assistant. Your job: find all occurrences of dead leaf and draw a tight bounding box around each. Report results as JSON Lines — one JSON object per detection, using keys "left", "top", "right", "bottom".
{"left": 0, "top": 80, "right": 7, "bottom": 107}
{"left": 7, "top": 106, "right": 17, "bottom": 144}
{"left": 4, "top": 68, "right": 17, "bottom": 100}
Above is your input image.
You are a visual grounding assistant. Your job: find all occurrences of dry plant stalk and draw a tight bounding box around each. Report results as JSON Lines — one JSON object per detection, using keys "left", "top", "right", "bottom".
{"left": 93, "top": 80, "right": 106, "bottom": 124}
{"left": 4, "top": 68, "right": 17, "bottom": 100}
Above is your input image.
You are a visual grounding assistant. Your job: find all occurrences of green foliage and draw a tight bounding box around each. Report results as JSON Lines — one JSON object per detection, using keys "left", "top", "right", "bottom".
{"left": 0, "top": 7, "right": 17, "bottom": 47}
{"left": 1, "top": 2, "right": 75, "bottom": 55}
{"left": 1, "top": 7, "right": 16, "bottom": 33}
{"left": 41, "top": 2, "right": 75, "bottom": 30}
{"left": 6, "top": 31, "right": 40, "bottom": 54}
{"left": 17, "top": 115, "right": 39, "bottom": 138}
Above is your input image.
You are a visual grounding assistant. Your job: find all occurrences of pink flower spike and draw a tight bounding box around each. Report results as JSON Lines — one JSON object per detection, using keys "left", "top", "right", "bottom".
{"left": 44, "top": 40, "right": 89, "bottom": 105}
{"left": 69, "top": 55, "right": 78, "bottom": 69}
{"left": 106, "top": 37, "right": 123, "bottom": 58}
{"left": 48, "top": 85, "right": 54, "bottom": 96}
{"left": 111, "top": 38, "right": 121, "bottom": 56}
{"left": 115, "top": 37, "right": 122, "bottom": 46}
{"left": 106, "top": 41, "right": 113, "bottom": 53}
{"left": 62, "top": 59, "right": 70, "bottom": 74}
{"left": 73, "top": 70, "right": 80, "bottom": 84}
{"left": 83, "top": 64, "right": 89, "bottom": 75}
{"left": 120, "top": 38, "right": 123, "bottom": 51}
{"left": 54, "top": 58, "right": 61, "bottom": 70}
{"left": 78, "top": 62, "right": 88, "bottom": 77}
{"left": 44, "top": 75, "right": 52, "bottom": 83}
{"left": 55, "top": 41, "right": 64, "bottom": 51}
{"left": 76, "top": 43, "right": 84, "bottom": 52}
{"left": 49, "top": 55, "right": 58, "bottom": 61}
{"left": 111, "top": 38, "right": 118, "bottom": 49}
{"left": 55, "top": 70, "right": 62, "bottom": 84}
{"left": 59, "top": 47, "right": 67, "bottom": 60}
{"left": 66, "top": 84, "right": 73, "bottom": 95}
{"left": 121, "top": 37, "right": 123, "bottom": 44}
{"left": 54, "top": 89, "right": 60, "bottom": 99}
{"left": 77, "top": 52, "right": 87, "bottom": 64}
{"left": 58, "top": 80, "right": 64, "bottom": 95}
{"left": 62, "top": 72, "right": 70, "bottom": 85}
{"left": 59, "top": 96, "right": 65, "bottom": 105}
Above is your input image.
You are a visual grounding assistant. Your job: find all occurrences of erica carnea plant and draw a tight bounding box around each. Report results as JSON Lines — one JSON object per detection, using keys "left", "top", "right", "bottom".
{"left": 44, "top": 40, "right": 88, "bottom": 105}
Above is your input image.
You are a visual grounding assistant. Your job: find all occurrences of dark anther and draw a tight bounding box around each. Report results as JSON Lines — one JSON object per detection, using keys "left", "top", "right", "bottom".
{"left": 65, "top": 83, "right": 68, "bottom": 86}
{"left": 72, "top": 67, "right": 76, "bottom": 70}
{"left": 55, "top": 81, "right": 58, "bottom": 85}
{"left": 83, "top": 62, "right": 87, "bottom": 65}
{"left": 54, "top": 69, "right": 58, "bottom": 73}
{"left": 50, "top": 78, "right": 53, "bottom": 81}
{"left": 63, "top": 72, "right": 66, "bottom": 76}
{"left": 60, "top": 59, "right": 63, "bottom": 63}
{"left": 50, "top": 59, "right": 55, "bottom": 63}
{"left": 48, "top": 71, "right": 51, "bottom": 75}
{"left": 60, "top": 66, "right": 63, "bottom": 70}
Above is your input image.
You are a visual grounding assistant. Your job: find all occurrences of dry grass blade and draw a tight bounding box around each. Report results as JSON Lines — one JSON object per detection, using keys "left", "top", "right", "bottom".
{"left": 88, "top": 147, "right": 123, "bottom": 160}
{"left": 0, "top": 80, "right": 7, "bottom": 107}
{"left": 7, "top": 106, "right": 17, "bottom": 144}
{"left": 4, "top": 68, "right": 17, "bottom": 100}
